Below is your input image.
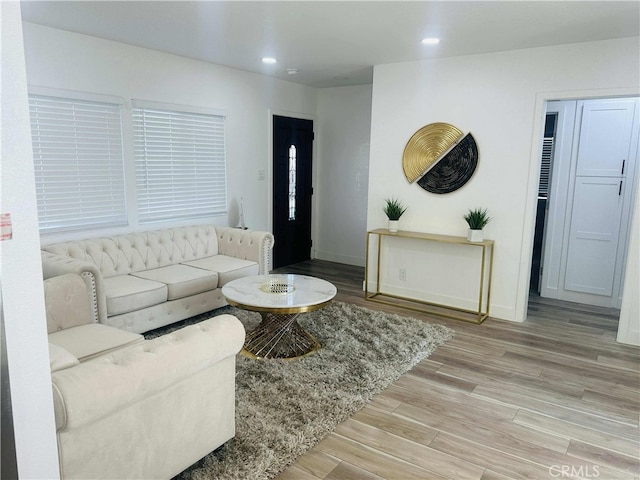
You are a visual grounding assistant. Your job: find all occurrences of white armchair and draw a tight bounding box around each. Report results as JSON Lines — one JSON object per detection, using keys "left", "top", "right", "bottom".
{"left": 45, "top": 273, "right": 245, "bottom": 479}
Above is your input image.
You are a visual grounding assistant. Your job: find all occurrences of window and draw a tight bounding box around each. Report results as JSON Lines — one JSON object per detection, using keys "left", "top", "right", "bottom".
{"left": 28, "top": 91, "right": 127, "bottom": 233}
{"left": 538, "top": 113, "right": 558, "bottom": 199}
{"left": 132, "top": 101, "right": 227, "bottom": 223}
{"left": 288, "top": 144, "right": 296, "bottom": 220}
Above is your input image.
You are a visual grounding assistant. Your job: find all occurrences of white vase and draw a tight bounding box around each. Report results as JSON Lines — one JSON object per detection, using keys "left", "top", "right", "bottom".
{"left": 388, "top": 220, "right": 399, "bottom": 233}
{"left": 467, "top": 228, "right": 484, "bottom": 242}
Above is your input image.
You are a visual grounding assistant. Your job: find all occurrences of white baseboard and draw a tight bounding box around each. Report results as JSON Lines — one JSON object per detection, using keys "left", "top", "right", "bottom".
{"left": 314, "top": 250, "right": 365, "bottom": 267}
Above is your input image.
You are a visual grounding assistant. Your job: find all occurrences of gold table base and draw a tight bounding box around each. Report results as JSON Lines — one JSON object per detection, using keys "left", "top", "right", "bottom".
{"left": 241, "top": 312, "right": 320, "bottom": 360}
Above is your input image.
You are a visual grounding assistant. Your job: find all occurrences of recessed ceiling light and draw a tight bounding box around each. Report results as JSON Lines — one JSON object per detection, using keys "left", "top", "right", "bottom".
{"left": 286, "top": 68, "right": 299, "bottom": 75}
{"left": 421, "top": 38, "right": 440, "bottom": 46}
{"left": 262, "top": 57, "right": 277, "bottom": 64}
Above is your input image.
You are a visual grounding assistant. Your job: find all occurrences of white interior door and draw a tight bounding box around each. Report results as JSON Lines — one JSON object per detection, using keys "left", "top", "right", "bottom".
{"left": 540, "top": 101, "right": 577, "bottom": 299}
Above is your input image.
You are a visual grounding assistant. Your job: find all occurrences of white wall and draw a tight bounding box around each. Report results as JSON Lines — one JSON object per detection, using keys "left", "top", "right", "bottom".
{"left": 1, "top": 4, "right": 60, "bottom": 478}
{"left": 368, "top": 37, "right": 640, "bottom": 322}
{"left": 315, "top": 85, "right": 372, "bottom": 266}
{"left": 22, "top": 22, "right": 318, "bottom": 243}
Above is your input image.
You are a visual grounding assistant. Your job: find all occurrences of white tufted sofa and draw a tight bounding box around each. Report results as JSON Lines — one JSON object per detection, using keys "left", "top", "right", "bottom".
{"left": 41, "top": 224, "right": 274, "bottom": 333}
{"left": 45, "top": 272, "right": 245, "bottom": 479}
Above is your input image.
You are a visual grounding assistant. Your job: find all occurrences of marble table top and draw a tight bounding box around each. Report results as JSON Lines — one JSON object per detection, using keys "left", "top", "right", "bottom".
{"left": 221, "top": 274, "right": 337, "bottom": 313}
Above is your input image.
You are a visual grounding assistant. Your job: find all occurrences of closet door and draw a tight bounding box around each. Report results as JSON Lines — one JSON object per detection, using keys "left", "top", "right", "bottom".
{"left": 562, "top": 98, "right": 638, "bottom": 304}
{"left": 540, "top": 101, "right": 577, "bottom": 299}
{"left": 564, "top": 176, "right": 625, "bottom": 296}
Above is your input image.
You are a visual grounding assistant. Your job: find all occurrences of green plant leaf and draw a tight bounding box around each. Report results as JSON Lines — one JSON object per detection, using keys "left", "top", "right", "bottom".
{"left": 383, "top": 197, "right": 407, "bottom": 220}
{"left": 463, "top": 208, "right": 491, "bottom": 229}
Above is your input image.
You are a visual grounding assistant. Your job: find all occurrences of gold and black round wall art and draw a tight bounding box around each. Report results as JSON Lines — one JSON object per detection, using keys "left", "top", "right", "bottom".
{"left": 402, "top": 123, "right": 478, "bottom": 194}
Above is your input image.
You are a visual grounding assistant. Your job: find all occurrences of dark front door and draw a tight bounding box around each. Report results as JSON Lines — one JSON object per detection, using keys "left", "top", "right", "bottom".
{"left": 272, "top": 115, "right": 314, "bottom": 268}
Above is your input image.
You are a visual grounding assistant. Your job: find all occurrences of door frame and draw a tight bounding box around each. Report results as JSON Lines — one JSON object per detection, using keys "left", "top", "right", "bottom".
{"left": 520, "top": 87, "right": 640, "bottom": 331}
{"left": 267, "top": 109, "right": 318, "bottom": 260}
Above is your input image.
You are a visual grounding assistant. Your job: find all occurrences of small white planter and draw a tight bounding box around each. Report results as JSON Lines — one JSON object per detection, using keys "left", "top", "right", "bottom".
{"left": 467, "top": 228, "right": 484, "bottom": 242}
{"left": 388, "top": 220, "right": 399, "bottom": 233}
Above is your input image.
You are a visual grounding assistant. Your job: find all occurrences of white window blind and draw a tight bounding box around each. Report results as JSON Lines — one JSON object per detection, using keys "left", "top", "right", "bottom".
{"left": 29, "top": 92, "right": 127, "bottom": 233}
{"left": 538, "top": 137, "right": 555, "bottom": 199}
{"left": 132, "top": 101, "right": 227, "bottom": 223}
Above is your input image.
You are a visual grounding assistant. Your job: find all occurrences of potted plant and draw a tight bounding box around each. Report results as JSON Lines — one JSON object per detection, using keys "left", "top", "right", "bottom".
{"left": 383, "top": 197, "right": 407, "bottom": 233}
{"left": 464, "top": 208, "right": 491, "bottom": 242}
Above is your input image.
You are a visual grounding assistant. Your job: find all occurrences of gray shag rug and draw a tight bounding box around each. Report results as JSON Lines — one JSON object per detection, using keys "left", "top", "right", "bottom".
{"left": 146, "top": 301, "right": 453, "bottom": 480}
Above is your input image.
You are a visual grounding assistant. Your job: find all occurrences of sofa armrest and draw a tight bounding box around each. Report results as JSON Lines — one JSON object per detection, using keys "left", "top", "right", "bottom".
{"left": 49, "top": 343, "right": 80, "bottom": 373}
{"left": 216, "top": 227, "right": 274, "bottom": 274}
{"left": 41, "top": 251, "right": 106, "bottom": 323}
{"left": 51, "top": 314, "right": 245, "bottom": 431}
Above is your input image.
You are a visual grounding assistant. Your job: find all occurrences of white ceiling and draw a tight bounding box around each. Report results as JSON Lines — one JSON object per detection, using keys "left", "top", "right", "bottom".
{"left": 20, "top": 1, "right": 640, "bottom": 88}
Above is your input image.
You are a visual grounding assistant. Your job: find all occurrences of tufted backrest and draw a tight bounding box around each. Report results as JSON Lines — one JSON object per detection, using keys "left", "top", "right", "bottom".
{"left": 42, "top": 225, "right": 220, "bottom": 278}
{"left": 44, "top": 273, "right": 95, "bottom": 333}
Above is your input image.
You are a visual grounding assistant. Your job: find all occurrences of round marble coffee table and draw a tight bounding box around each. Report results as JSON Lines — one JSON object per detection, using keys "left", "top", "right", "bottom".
{"left": 221, "top": 274, "right": 337, "bottom": 359}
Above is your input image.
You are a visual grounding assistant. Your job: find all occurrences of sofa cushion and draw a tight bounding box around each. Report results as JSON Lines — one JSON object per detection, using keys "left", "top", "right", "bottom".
{"left": 131, "top": 265, "right": 219, "bottom": 300}
{"left": 49, "top": 324, "right": 144, "bottom": 362}
{"left": 182, "top": 255, "right": 259, "bottom": 286}
{"left": 49, "top": 343, "right": 80, "bottom": 372}
{"left": 104, "top": 275, "right": 167, "bottom": 316}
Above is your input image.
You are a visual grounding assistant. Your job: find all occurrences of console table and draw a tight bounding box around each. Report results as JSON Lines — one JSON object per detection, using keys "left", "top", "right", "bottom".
{"left": 365, "top": 229, "right": 494, "bottom": 323}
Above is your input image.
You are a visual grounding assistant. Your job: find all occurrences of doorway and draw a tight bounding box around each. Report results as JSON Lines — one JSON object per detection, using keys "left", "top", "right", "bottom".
{"left": 534, "top": 97, "right": 639, "bottom": 309}
{"left": 272, "top": 115, "right": 314, "bottom": 269}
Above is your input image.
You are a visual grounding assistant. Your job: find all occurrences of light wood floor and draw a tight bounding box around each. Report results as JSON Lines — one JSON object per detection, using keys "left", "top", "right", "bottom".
{"left": 271, "top": 260, "right": 640, "bottom": 480}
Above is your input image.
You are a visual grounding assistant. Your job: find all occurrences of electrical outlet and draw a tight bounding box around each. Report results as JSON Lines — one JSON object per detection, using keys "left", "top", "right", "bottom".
{"left": 399, "top": 268, "right": 407, "bottom": 281}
